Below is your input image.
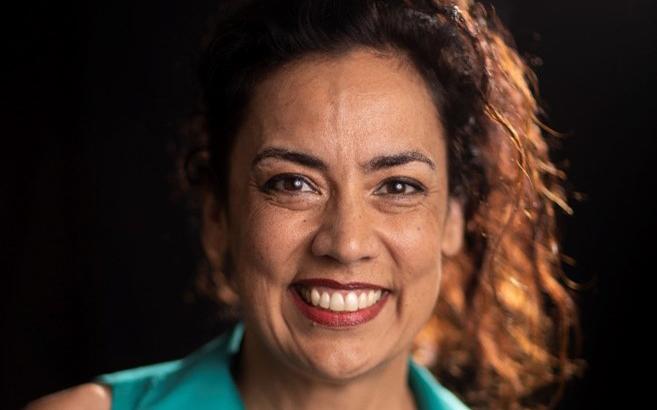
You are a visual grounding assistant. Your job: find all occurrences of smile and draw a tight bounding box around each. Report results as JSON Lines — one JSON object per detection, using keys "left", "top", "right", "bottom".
{"left": 299, "top": 287, "right": 383, "bottom": 311}
{"left": 290, "top": 279, "right": 390, "bottom": 328}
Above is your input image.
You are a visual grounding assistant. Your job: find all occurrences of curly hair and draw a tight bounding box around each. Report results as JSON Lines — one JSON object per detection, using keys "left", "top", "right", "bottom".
{"left": 179, "top": 1, "right": 585, "bottom": 408}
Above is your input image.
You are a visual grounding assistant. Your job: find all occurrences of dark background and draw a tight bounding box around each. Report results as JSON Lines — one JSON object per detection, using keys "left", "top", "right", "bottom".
{"left": 3, "top": 1, "right": 655, "bottom": 408}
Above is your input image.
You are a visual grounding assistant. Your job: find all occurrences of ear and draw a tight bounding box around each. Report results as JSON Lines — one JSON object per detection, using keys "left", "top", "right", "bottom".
{"left": 201, "top": 188, "right": 227, "bottom": 270}
{"left": 201, "top": 189, "right": 239, "bottom": 304}
{"left": 441, "top": 197, "right": 464, "bottom": 257}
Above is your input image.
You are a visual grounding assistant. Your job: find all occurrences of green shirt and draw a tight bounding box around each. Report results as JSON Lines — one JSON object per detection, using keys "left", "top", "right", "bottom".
{"left": 97, "top": 323, "right": 470, "bottom": 409}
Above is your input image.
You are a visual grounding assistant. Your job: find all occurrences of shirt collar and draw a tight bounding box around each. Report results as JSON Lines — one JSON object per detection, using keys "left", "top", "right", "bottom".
{"left": 223, "top": 322, "right": 469, "bottom": 409}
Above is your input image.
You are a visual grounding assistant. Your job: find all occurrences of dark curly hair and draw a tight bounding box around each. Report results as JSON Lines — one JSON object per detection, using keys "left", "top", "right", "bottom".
{"left": 179, "top": 1, "right": 585, "bottom": 408}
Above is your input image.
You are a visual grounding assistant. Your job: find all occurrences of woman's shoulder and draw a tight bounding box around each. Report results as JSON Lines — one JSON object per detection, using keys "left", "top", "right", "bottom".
{"left": 24, "top": 383, "right": 111, "bottom": 410}
{"left": 23, "top": 356, "right": 194, "bottom": 410}
{"left": 26, "top": 324, "right": 244, "bottom": 410}
{"left": 97, "top": 324, "right": 244, "bottom": 409}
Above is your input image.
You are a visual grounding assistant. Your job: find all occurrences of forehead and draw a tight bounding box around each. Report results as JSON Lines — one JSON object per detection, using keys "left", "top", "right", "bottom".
{"left": 239, "top": 47, "right": 445, "bottom": 165}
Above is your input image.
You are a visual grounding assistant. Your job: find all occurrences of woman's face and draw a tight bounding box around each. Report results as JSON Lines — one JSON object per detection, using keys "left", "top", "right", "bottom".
{"left": 219, "top": 48, "right": 463, "bottom": 381}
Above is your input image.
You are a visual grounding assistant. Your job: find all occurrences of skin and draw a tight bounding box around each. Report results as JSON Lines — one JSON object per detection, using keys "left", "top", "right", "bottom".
{"left": 25, "top": 47, "right": 464, "bottom": 409}
{"left": 24, "top": 384, "right": 110, "bottom": 410}
{"left": 209, "top": 47, "right": 464, "bottom": 410}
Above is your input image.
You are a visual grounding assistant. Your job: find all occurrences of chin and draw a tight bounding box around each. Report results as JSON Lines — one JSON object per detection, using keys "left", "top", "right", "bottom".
{"left": 286, "top": 326, "right": 397, "bottom": 384}
{"left": 299, "top": 346, "right": 381, "bottom": 383}
{"left": 275, "top": 287, "right": 407, "bottom": 381}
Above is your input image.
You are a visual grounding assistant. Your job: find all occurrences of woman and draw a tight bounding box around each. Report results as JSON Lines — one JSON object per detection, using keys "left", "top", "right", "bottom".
{"left": 27, "top": 0, "right": 583, "bottom": 409}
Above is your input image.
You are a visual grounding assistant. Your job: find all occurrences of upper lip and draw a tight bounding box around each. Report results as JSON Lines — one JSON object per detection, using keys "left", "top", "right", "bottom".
{"left": 292, "top": 278, "right": 389, "bottom": 291}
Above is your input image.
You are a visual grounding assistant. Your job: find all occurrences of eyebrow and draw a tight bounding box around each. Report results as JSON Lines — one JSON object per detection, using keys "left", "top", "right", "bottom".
{"left": 251, "top": 147, "right": 436, "bottom": 172}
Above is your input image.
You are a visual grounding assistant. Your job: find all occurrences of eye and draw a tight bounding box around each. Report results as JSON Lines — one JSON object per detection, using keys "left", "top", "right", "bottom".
{"left": 262, "top": 174, "right": 317, "bottom": 194}
{"left": 374, "top": 178, "right": 425, "bottom": 196}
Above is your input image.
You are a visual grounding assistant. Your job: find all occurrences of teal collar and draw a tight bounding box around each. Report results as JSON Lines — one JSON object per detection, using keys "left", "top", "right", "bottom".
{"left": 228, "top": 323, "right": 469, "bottom": 410}
{"left": 98, "top": 322, "right": 469, "bottom": 410}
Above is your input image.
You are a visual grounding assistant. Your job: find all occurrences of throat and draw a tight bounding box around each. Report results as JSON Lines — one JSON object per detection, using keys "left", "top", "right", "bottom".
{"left": 235, "top": 330, "right": 416, "bottom": 410}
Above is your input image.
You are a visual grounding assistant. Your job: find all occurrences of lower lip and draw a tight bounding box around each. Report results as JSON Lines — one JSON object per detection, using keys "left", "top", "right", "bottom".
{"left": 289, "top": 287, "right": 389, "bottom": 328}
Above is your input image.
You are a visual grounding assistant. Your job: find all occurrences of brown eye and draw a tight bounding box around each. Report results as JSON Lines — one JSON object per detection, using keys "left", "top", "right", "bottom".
{"left": 375, "top": 178, "right": 424, "bottom": 196}
{"left": 262, "top": 174, "right": 317, "bottom": 194}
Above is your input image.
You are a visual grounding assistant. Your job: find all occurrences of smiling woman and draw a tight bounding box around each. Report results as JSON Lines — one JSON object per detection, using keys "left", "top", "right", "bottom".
{"left": 218, "top": 49, "right": 464, "bottom": 397}
{"left": 26, "top": 1, "right": 583, "bottom": 409}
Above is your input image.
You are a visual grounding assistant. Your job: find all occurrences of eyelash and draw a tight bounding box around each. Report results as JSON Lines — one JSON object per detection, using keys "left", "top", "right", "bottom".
{"left": 261, "top": 173, "right": 425, "bottom": 197}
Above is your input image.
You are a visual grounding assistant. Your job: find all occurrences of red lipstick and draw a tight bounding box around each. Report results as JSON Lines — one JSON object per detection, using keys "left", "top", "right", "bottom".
{"left": 289, "top": 280, "right": 389, "bottom": 328}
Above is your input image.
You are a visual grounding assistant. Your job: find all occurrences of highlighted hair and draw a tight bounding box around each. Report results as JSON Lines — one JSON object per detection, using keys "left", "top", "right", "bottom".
{"left": 180, "top": 1, "right": 585, "bottom": 408}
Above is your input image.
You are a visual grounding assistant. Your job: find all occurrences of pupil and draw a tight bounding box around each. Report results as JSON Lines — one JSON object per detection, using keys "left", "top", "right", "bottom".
{"left": 393, "top": 182, "right": 403, "bottom": 192}
{"left": 288, "top": 178, "right": 302, "bottom": 190}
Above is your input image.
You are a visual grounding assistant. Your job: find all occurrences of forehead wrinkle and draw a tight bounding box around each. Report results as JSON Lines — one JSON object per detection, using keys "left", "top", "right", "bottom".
{"left": 249, "top": 48, "right": 444, "bottom": 177}
{"left": 252, "top": 57, "right": 333, "bottom": 139}
{"left": 327, "top": 64, "right": 353, "bottom": 174}
{"left": 324, "top": 51, "right": 412, "bottom": 173}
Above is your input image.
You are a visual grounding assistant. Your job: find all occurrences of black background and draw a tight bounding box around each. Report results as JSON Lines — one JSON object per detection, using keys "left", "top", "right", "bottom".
{"left": 3, "top": 1, "right": 655, "bottom": 408}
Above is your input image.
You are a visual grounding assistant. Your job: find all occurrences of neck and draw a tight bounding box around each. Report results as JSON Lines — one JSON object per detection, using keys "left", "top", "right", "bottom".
{"left": 234, "top": 329, "right": 416, "bottom": 410}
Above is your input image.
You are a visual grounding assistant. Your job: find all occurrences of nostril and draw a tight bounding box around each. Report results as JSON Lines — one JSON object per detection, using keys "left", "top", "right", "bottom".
{"left": 310, "top": 225, "right": 377, "bottom": 264}
{"left": 310, "top": 197, "right": 380, "bottom": 263}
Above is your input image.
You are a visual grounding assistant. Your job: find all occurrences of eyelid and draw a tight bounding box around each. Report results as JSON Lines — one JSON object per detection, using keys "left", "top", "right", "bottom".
{"left": 374, "top": 177, "right": 426, "bottom": 196}
{"left": 262, "top": 174, "right": 425, "bottom": 197}
{"left": 262, "top": 173, "right": 319, "bottom": 194}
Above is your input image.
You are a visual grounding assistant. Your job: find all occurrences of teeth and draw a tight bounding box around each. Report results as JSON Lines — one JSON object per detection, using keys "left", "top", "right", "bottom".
{"left": 329, "top": 293, "right": 345, "bottom": 311}
{"left": 358, "top": 293, "right": 368, "bottom": 309}
{"left": 311, "top": 288, "right": 320, "bottom": 306}
{"left": 299, "top": 286, "right": 384, "bottom": 312}
{"left": 345, "top": 292, "right": 359, "bottom": 311}
{"left": 319, "top": 292, "right": 331, "bottom": 309}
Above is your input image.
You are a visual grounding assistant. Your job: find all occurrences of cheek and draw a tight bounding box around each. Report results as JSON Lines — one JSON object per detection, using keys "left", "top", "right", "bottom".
{"left": 230, "top": 201, "right": 311, "bottom": 292}
{"left": 381, "top": 208, "right": 444, "bottom": 307}
{"left": 387, "top": 208, "right": 443, "bottom": 271}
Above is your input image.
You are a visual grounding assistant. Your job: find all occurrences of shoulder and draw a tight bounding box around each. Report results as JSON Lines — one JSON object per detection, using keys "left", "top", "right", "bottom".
{"left": 93, "top": 326, "right": 243, "bottom": 408}
{"left": 25, "top": 325, "right": 243, "bottom": 410}
{"left": 24, "top": 383, "right": 111, "bottom": 410}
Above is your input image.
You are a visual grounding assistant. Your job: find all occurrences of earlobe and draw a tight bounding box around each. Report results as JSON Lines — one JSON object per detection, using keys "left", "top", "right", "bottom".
{"left": 201, "top": 189, "right": 227, "bottom": 269}
{"left": 200, "top": 190, "right": 239, "bottom": 304}
{"left": 441, "top": 197, "right": 464, "bottom": 257}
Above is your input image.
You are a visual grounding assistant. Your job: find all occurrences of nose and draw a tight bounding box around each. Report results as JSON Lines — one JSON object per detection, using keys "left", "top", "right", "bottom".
{"left": 310, "top": 189, "right": 379, "bottom": 265}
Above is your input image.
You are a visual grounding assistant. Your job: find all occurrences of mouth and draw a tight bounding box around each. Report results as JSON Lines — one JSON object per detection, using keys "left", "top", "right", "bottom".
{"left": 289, "top": 279, "right": 390, "bottom": 328}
